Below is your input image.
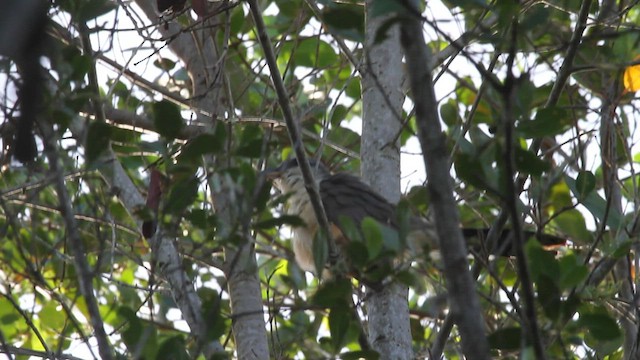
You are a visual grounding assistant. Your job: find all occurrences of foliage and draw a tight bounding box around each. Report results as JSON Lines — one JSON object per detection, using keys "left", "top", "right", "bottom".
{"left": 0, "top": 0, "right": 639, "bottom": 358}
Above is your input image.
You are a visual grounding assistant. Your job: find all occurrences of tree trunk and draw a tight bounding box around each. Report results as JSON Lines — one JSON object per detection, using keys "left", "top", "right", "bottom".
{"left": 361, "top": 1, "right": 412, "bottom": 358}
{"left": 136, "top": 1, "right": 269, "bottom": 357}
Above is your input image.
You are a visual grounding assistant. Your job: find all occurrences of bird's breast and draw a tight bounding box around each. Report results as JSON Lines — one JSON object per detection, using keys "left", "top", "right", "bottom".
{"left": 288, "top": 189, "right": 318, "bottom": 230}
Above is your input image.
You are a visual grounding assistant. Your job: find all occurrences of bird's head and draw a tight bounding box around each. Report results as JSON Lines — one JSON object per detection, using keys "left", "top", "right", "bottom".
{"left": 265, "top": 157, "right": 330, "bottom": 193}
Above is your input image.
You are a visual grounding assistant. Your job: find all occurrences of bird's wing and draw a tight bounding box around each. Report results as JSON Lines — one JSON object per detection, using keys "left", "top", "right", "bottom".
{"left": 319, "top": 173, "right": 397, "bottom": 238}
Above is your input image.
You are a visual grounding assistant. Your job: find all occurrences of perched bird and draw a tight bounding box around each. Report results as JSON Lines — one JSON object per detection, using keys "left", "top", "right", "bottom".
{"left": 266, "top": 157, "right": 565, "bottom": 276}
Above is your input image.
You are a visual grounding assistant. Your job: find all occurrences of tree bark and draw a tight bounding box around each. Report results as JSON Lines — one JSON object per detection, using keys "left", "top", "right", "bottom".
{"left": 68, "top": 120, "right": 225, "bottom": 357}
{"left": 361, "top": 1, "right": 412, "bottom": 358}
{"left": 135, "top": 1, "right": 269, "bottom": 357}
{"left": 399, "top": 7, "right": 490, "bottom": 360}
{"left": 217, "top": 184, "right": 270, "bottom": 360}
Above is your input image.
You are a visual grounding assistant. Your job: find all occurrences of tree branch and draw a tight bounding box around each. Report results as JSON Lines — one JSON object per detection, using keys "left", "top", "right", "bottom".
{"left": 544, "top": 0, "right": 593, "bottom": 108}
{"left": 247, "top": 0, "right": 339, "bottom": 266}
{"left": 66, "top": 117, "right": 225, "bottom": 358}
{"left": 399, "top": 9, "right": 490, "bottom": 360}
{"left": 500, "top": 20, "right": 545, "bottom": 359}
{"left": 40, "top": 123, "right": 114, "bottom": 360}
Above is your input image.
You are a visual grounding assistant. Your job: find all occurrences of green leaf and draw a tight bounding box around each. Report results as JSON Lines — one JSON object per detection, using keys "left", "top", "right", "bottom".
{"left": 312, "top": 278, "right": 351, "bottom": 307}
{"left": 406, "top": 185, "right": 429, "bottom": 213}
{"left": 185, "top": 208, "right": 209, "bottom": 228}
{"left": 77, "top": 0, "right": 116, "bottom": 21}
{"left": 520, "top": 5, "right": 552, "bottom": 31}
{"left": 86, "top": 121, "right": 112, "bottom": 164}
{"left": 346, "top": 241, "right": 369, "bottom": 268}
{"left": 440, "top": 99, "right": 461, "bottom": 126}
{"left": 153, "top": 58, "right": 176, "bottom": 71}
{"left": 229, "top": 6, "right": 247, "bottom": 35}
{"left": 395, "top": 200, "right": 412, "bottom": 245}
{"left": 156, "top": 336, "right": 189, "bottom": 360}
{"left": 294, "top": 38, "right": 338, "bottom": 69}
{"left": 329, "top": 306, "right": 350, "bottom": 351}
{"left": 361, "top": 217, "right": 383, "bottom": 260}
{"left": 179, "top": 131, "right": 226, "bottom": 163}
{"left": 454, "top": 152, "right": 499, "bottom": 194}
{"left": 560, "top": 293, "right": 581, "bottom": 323}
{"left": 516, "top": 107, "right": 572, "bottom": 138}
{"left": 550, "top": 209, "right": 591, "bottom": 244}
{"left": 40, "top": 302, "right": 66, "bottom": 329}
{"left": 152, "top": 100, "right": 183, "bottom": 139}
{"left": 164, "top": 177, "right": 199, "bottom": 214}
{"left": 612, "top": 239, "right": 633, "bottom": 258}
{"left": 514, "top": 146, "right": 550, "bottom": 177}
{"left": 345, "top": 79, "right": 361, "bottom": 99}
{"left": 66, "top": 51, "right": 92, "bottom": 81}
{"left": 488, "top": 327, "right": 521, "bottom": 350}
{"left": 330, "top": 104, "right": 349, "bottom": 127}
{"left": 395, "top": 270, "right": 426, "bottom": 294}
{"left": 286, "top": 260, "right": 308, "bottom": 289}
{"left": 370, "top": 0, "right": 408, "bottom": 17}
{"left": 558, "top": 254, "right": 588, "bottom": 289}
{"left": 140, "top": 140, "right": 167, "bottom": 154}
{"left": 118, "top": 306, "right": 158, "bottom": 358}
{"left": 380, "top": 224, "right": 401, "bottom": 254}
{"left": 575, "top": 171, "right": 596, "bottom": 200}
{"left": 118, "top": 307, "right": 142, "bottom": 348}
{"left": 321, "top": 3, "right": 365, "bottom": 42}
{"left": 537, "top": 274, "right": 561, "bottom": 320}
{"left": 612, "top": 31, "right": 640, "bottom": 58}
{"left": 109, "top": 124, "right": 139, "bottom": 144}
{"left": 448, "top": 0, "right": 489, "bottom": 9}
{"left": 235, "top": 124, "right": 263, "bottom": 158}
{"left": 326, "top": 127, "right": 361, "bottom": 153}
{"left": 526, "top": 241, "right": 559, "bottom": 282}
{"left": 313, "top": 230, "right": 329, "bottom": 276}
{"left": 275, "top": 0, "right": 305, "bottom": 18}
{"left": 565, "top": 175, "right": 624, "bottom": 230}
{"left": 578, "top": 312, "right": 622, "bottom": 341}
{"left": 199, "top": 288, "right": 226, "bottom": 340}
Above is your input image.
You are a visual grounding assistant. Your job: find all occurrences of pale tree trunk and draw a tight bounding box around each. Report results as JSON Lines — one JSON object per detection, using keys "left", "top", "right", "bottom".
{"left": 217, "top": 186, "right": 270, "bottom": 360}
{"left": 361, "top": 1, "right": 412, "bottom": 358}
{"left": 136, "top": 1, "right": 269, "bottom": 358}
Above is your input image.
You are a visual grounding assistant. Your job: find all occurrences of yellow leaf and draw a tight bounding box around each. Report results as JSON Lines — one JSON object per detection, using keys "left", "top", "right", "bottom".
{"left": 623, "top": 55, "right": 640, "bottom": 92}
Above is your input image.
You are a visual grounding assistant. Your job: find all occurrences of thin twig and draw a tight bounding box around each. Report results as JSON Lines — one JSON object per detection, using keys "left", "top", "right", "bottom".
{"left": 544, "top": 0, "right": 593, "bottom": 108}
{"left": 500, "top": 20, "right": 546, "bottom": 360}
{"left": 247, "top": 0, "right": 339, "bottom": 265}
{"left": 0, "top": 345, "right": 86, "bottom": 360}
{"left": 40, "top": 123, "right": 114, "bottom": 360}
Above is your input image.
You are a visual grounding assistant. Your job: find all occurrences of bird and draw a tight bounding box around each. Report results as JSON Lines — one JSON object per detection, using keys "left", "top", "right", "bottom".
{"left": 265, "top": 157, "right": 565, "bottom": 277}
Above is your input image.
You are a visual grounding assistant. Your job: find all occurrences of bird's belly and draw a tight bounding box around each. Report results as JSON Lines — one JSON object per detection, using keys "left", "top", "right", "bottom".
{"left": 288, "top": 192, "right": 316, "bottom": 228}
{"left": 286, "top": 192, "right": 318, "bottom": 272}
{"left": 286, "top": 191, "right": 345, "bottom": 275}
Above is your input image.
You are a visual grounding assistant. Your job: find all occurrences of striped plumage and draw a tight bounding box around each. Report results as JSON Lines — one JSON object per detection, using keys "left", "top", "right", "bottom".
{"left": 267, "top": 158, "right": 565, "bottom": 276}
{"left": 268, "top": 158, "right": 436, "bottom": 274}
